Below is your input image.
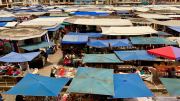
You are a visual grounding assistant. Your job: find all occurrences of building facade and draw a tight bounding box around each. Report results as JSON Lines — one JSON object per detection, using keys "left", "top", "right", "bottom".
{"left": 0, "top": 0, "right": 24, "bottom": 7}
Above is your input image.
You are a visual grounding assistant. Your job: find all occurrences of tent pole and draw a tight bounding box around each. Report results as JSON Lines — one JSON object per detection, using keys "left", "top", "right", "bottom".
{"left": 27, "top": 62, "right": 30, "bottom": 73}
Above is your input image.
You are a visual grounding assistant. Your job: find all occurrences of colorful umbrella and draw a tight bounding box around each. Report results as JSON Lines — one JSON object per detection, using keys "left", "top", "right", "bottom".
{"left": 147, "top": 46, "right": 180, "bottom": 60}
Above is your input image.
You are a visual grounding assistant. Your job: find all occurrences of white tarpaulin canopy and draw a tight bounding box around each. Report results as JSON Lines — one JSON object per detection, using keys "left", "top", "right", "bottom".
{"left": 19, "top": 17, "right": 68, "bottom": 27}
{"left": 101, "top": 26, "right": 157, "bottom": 36}
{"left": 0, "top": 28, "right": 47, "bottom": 40}
{"left": 138, "top": 14, "right": 171, "bottom": 19}
{"left": 112, "top": 7, "right": 133, "bottom": 11}
{"left": 0, "top": 10, "right": 15, "bottom": 17}
{"left": 150, "top": 6, "right": 180, "bottom": 11}
{"left": 19, "top": 21, "right": 57, "bottom": 27}
{"left": 29, "top": 17, "right": 68, "bottom": 23}
{"left": 66, "top": 18, "right": 132, "bottom": 26}
{"left": 167, "top": 15, "right": 180, "bottom": 18}
{"left": 148, "top": 19, "right": 180, "bottom": 26}
{"left": 134, "top": 7, "right": 149, "bottom": 12}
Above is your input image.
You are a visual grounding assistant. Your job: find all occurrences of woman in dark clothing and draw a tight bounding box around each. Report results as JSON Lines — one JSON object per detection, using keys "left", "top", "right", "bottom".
{"left": 15, "top": 95, "right": 24, "bottom": 101}
{"left": 0, "top": 94, "right": 3, "bottom": 101}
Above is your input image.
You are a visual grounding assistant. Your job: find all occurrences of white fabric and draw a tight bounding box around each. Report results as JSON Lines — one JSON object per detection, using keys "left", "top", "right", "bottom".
{"left": 167, "top": 37, "right": 180, "bottom": 47}
{"left": 48, "top": 9, "right": 62, "bottom": 12}
{"left": 67, "top": 18, "right": 132, "bottom": 26}
{"left": 30, "top": 17, "right": 68, "bottom": 23}
{"left": 124, "top": 97, "right": 153, "bottom": 101}
{"left": 0, "top": 27, "right": 9, "bottom": 30}
{"left": 148, "top": 19, "right": 180, "bottom": 26}
{"left": 168, "top": 15, "right": 180, "bottom": 18}
{"left": 138, "top": 14, "right": 171, "bottom": 19}
{"left": 150, "top": 6, "right": 180, "bottom": 11}
{"left": 134, "top": 7, "right": 149, "bottom": 12}
{"left": 19, "top": 21, "right": 57, "bottom": 27}
{"left": 101, "top": 26, "right": 157, "bottom": 36}
{"left": 15, "top": 12, "right": 46, "bottom": 16}
{"left": 154, "top": 97, "right": 178, "bottom": 101}
{"left": 0, "top": 28, "right": 47, "bottom": 40}
{"left": 112, "top": 7, "right": 133, "bottom": 11}
{"left": 63, "top": 8, "right": 78, "bottom": 12}
{"left": 0, "top": 10, "right": 15, "bottom": 17}
{"left": 5, "top": 22, "right": 18, "bottom": 27}
{"left": 19, "top": 17, "right": 68, "bottom": 27}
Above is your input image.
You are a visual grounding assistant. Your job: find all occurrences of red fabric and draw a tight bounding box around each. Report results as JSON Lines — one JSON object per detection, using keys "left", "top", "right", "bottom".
{"left": 147, "top": 46, "right": 176, "bottom": 60}
{"left": 0, "top": 42, "right": 3, "bottom": 46}
{"left": 58, "top": 68, "right": 65, "bottom": 77}
{"left": 6, "top": 68, "right": 13, "bottom": 75}
{"left": 63, "top": 59, "right": 71, "bottom": 65}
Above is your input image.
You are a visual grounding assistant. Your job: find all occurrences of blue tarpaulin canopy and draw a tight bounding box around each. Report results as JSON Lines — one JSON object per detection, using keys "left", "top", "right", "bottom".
{"left": 62, "top": 35, "right": 88, "bottom": 44}
{"left": 67, "top": 32, "right": 102, "bottom": 38}
{"left": 20, "top": 42, "right": 54, "bottom": 51}
{"left": 130, "top": 37, "right": 177, "bottom": 45}
{"left": 0, "top": 17, "right": 16, "bottom": 22}
{"left": 87, "top": 39, "right": 132, "bottom": 48}
{"left": 168, "top": 26, "right": 180, "bottom": 33}
{"left": 68, "top": 67, "right": 114, "bottom": 95}
{"left": 0, "top": 52, "right": 40, "bottom": 62}
{"left": 83, "top": 54, "right": 123, "bottom": 63}
{"left": 113, "top": 74, "right": 153, "bottom": 98}
{"left": 160, "top": 78, "right": 180, "bottom": 96}
{"left": 114, "top": 50, "right": 157, "bottom": 61}
{"left": 0, "top": 22, "right": 7, "bottom": 27}
{"left": 4, "top": 73, "right": 69, "bottom": 96}
{"left": 71, "top": 11, "right": 109, "bottom": 16}
{"left": 87, "top": 40, "right": 109, "bottom": 48}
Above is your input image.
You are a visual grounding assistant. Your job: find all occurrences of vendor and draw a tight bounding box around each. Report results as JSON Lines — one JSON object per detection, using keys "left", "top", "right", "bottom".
{"left": 40, "top": 49, "right": 48, "bottom": 62}
{"left": 50, "top": 66, "right": 57, "bottom": 77}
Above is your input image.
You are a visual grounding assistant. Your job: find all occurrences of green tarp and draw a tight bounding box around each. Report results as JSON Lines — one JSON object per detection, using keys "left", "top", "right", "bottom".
{"left": 20, "top": 42, "right": 54, "bottom": 51}
{"left": 160, "top": 78, "right": 180, "bottom": 96}
{"left": 61, "top": 22, "right": 71, "bottom": 25}
{"left": 156, "top": 31, "right": 171, "bottom": 36}
{"left": 68, "top": 67, "right": 114, "bottom": 96}
{"left": 130, "top": 37, "right": 177, "bottom": 45}
{"left": 83, "top": 54, "right": 123, "bottom": 63}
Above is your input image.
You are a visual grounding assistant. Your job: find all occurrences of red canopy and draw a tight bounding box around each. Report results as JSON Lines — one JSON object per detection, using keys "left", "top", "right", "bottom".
{"left": 147, "top": 46, "right": 180, "bottom": 60}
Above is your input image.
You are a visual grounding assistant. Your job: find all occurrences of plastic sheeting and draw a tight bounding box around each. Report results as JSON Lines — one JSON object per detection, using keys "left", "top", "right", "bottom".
{"left": 20, "top": 42, "right": 54, "bottom": 51}
{"left": 4, "top": 73, "right": 69, "bottom": 96}
{"left": 71, "top": 11, "right": 109, "bottom": 16}
{"left": 0, "top": 52, "right": 40, "bottom": 62}
{"left": 113, "top": 74, "right": 153, "bottom": 98}
{"left": 67, "top": 32, "right": 102, "bottom": 38}
{"left": 130, "top": 37, "right": 177, "bottom": 45}
{"left": 148, "top": 46, "right": 180, "bottom": 60}
{"left": 87, "top": 39, "right": 132, "bottom": 48}
{"left": 83, "top": 54, "right": 123, "bottom": 63}
{"left": 62, "top": 35, "right": 88, "bottom": 44}
{"left": 68, "top": 67, "right": 114, "bottom": 95}
{"left": 160, "top": 78, "right": 180, "bottom": 96}
{"left": 168, "top": 26, "right": 180, "bottom": 33}
{"left": 115, "top": 50, "right": 157, "bottom": 61}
